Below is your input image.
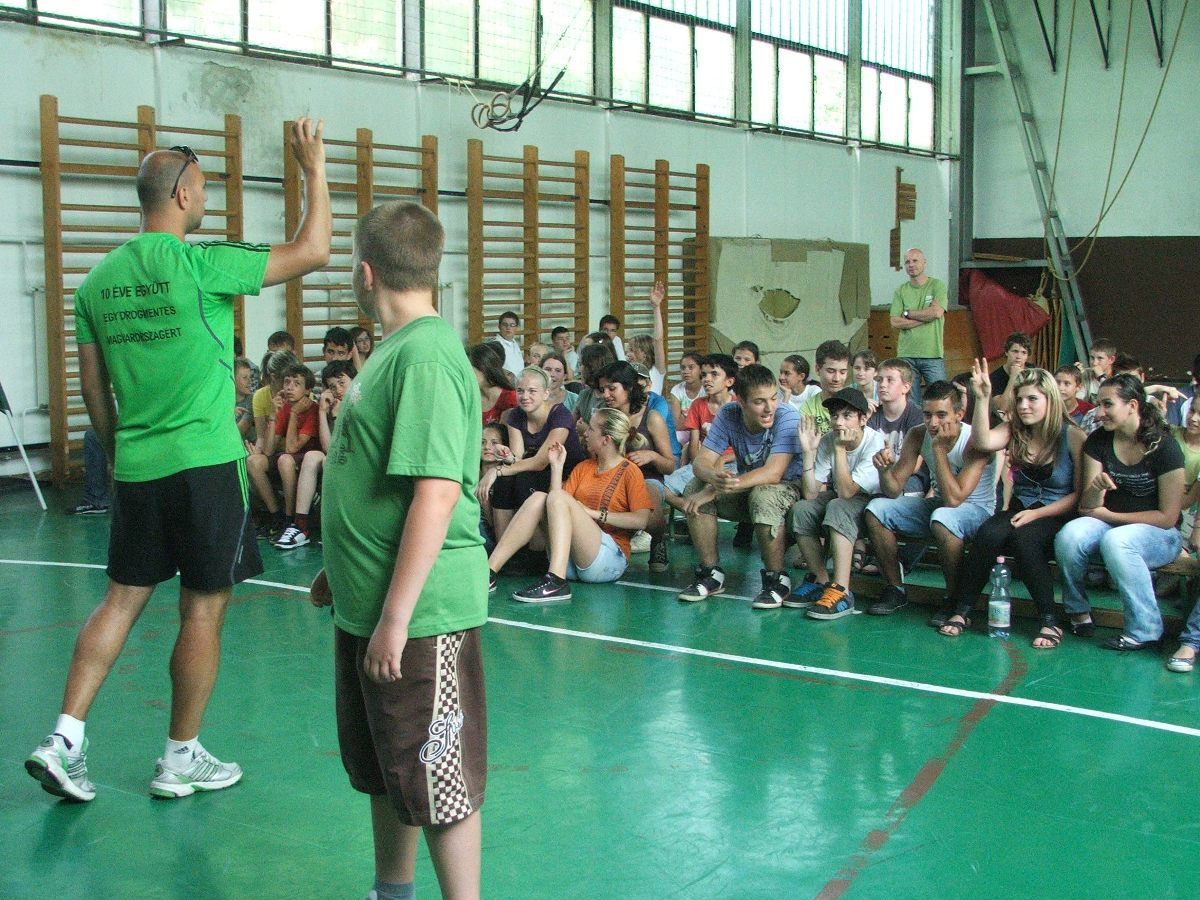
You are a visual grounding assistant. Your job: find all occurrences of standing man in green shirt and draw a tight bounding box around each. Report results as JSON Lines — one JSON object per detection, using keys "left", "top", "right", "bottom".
{"left": 889, "top": 247, "right": 948, "bottom": 403}
{"left": 26, "top": 120, "right": 331, "bottom": 802}
{"left": 310, "top": 202, "right": 487, "bottom": 900}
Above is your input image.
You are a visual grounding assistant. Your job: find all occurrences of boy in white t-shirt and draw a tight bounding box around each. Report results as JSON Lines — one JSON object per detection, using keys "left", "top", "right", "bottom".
{"left": 783, "top": 389, "right": 885, "bottom": 618}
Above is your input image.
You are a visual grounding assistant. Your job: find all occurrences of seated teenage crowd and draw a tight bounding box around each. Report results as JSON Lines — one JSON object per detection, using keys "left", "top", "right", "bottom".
{"left": 466, "top": 312, "right": 1200, "bottom": 673}
{"left": 125, "top": 305, "right": 1199, "bottom": 674}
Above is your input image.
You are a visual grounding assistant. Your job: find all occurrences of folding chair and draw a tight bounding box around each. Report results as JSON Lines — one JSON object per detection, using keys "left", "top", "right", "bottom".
{"left": 0, "top": 377, "right": 47, "bottom": 510}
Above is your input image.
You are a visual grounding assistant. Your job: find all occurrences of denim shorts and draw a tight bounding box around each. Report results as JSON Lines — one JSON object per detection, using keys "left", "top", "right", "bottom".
{"left": 566, "top": 531, "right": 629, "bottom": 583}
{"left": 864, "top": 494, "right": 993, "bottom": 541}
{"left": 663, "top": 465, "right": 694, "bottom": 497}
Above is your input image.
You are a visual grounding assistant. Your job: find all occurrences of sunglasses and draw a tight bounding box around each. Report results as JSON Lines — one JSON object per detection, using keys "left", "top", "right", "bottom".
{"left": 168, "top": 145, "right": 199, "bottom": 198}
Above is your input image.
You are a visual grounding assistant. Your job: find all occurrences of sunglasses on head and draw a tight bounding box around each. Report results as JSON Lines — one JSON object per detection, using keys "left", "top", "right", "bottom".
{"left": 168, "top": 145, "right": 199, "bottom": 198}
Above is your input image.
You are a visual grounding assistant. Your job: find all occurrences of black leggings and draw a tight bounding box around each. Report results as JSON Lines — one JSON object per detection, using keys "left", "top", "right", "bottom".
{"left": 490, "top": 468, "right": 551, "bottom": 511}
{"left": 950, "top": 499, "right": 1069, "bottom": 625}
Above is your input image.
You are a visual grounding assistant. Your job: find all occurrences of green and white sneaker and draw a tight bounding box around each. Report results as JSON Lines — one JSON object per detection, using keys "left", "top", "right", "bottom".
{"left": 26, "top": 733, "right": 96, "bottom": 802}
{"left": 150, "top": 748, "right": 242, "bottom": 798}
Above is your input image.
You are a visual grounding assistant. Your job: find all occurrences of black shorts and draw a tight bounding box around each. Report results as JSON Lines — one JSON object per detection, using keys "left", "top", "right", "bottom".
{"left": 335, "top": 626, "right": 487, "bottom": 827}
{"left": 107, "top": 458, "right": 263, "bottom": 592}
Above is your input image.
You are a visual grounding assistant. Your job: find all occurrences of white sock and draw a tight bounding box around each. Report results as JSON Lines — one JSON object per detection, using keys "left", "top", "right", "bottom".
{"left": 54, "top": 714, "right": 85, "bottom": 751}
{"left": 164, "top": 736, "right": 201, "bottom": 769}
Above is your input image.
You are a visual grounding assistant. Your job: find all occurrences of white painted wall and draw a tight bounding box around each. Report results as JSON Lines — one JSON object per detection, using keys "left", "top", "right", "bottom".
{"left": 972, "top": 0, "right": 1200, "bottom": 238}
{"left": 0, "top": 21, "right": 951, "bottom": 477}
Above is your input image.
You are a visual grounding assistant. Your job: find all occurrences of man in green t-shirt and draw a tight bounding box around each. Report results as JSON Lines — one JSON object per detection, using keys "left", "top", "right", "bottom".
{"left": 310, "top": 202, "right": 487, "bottom": 900}
{"left": 27, "top": 120, "right": 331, "bottom": 804}
{"left": 889, "top": 247, "right": 948, "bottom": 403}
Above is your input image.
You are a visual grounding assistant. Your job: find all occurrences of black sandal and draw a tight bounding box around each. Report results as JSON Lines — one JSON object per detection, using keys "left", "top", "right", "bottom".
{"left": 1069, "top": 617, "right": 1095, "bottom": 638}
{"left": 1032, "top": 625, "right": 1063, "bottom": 649}
{"left": 938, "top": 614, "right": 970, "bottom": 637}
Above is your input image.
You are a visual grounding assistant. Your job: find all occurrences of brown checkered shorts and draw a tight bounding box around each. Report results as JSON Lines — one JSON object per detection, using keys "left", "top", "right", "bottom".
{"left": 335, "top": 626, "right": 487, "bottom": 827}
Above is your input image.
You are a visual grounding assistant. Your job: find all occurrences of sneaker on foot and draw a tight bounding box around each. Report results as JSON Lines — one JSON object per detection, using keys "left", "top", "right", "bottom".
{"left": 751, "top": 570, "right": 791, "bottom": 609}
{"left": 678, "top": 565, "right": 725, "bottom": 602}
{"left": 867, "top": 585, "right": 909, "bottom": 616}
{"left": 273, "top": 525, "right": 310, "bottom": 549}
{"left": 512, "top": 573, "right": 572, "bottom": 603}
{"left": 68, "top": 502, "right": 109, "bottom": 515}
{"left": 26, "top": 734, "right": 95, "bottom": 802}
{"left": 630, "top": 530, "right": 652, "bottom": 554}
{"left": 807, "top": 583, "right": 856, "bottom": 620}
{"left": 782, "top": 573, "right": 826, "bottom": 608}
{"left": 649, "top": 535, "right": 669, "bottom": 573}
{"left": 149, "top": 748, "right": 242, "bottom": 798}
{"left": 257, "top": 519, "right": 287, "bottom": 541}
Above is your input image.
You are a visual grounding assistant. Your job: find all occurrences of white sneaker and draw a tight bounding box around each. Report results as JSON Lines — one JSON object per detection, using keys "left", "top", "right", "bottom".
{"left": 273, "top": 525, "right": 310, "bottom": 549}
{"left": 630, "top": 530, "right": 651, "bottom": 554}
{"left": 26, "top": 733, "right": 96, "bottom": 802}
{"left": 149, "top": 748, "right": 243, "bottom": 798}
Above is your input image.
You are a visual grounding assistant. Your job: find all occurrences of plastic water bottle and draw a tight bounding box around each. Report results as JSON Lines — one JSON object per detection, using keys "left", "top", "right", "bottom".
{"left": 987, "top": 557, "right": 1011, "bottom": 639}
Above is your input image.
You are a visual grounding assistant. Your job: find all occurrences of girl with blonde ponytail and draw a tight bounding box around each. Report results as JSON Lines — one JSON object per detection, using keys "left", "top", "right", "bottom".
{"left": 486, "top": 408, "right": 655, "bottom": 602}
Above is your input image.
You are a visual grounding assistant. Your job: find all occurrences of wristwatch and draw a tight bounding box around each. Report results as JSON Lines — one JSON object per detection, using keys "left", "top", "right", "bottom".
{"left": 903, "top": 310, "right": 912, "bottom": 319}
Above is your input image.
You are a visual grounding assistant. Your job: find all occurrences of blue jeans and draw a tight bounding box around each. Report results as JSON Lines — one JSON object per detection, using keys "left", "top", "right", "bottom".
{"left": 1055, "top": 516, "right": 1183, "bottom": 642}
{"left": 1180, "top": 596, "right": 1200, "bottom": 651}
{"left": 904, "top": 357, "right": 947, "bottom": 403}
{"left": 83, "top": 429, "right": 110, "bottom": 507}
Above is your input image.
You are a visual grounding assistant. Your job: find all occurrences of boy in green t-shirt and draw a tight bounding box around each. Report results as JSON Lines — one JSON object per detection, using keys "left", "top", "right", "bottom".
{"left": 799, "top": 339, "right": 851, "bottom": 435}
{"left": 311, "top": 201, "right": 487, "bottom": 900}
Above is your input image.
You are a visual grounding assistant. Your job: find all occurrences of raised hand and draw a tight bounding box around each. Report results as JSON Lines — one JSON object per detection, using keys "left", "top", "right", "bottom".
{"left": 288, "top": 117, "right": 326, "bottom": 175}
{"left": 649, "top": 281, "right": 666, "bottom": 307}
{"left": 798, "top": 415, "right": 822, "bottom": 456}
{"left": 970, "top": 357, "right": 992, "bottom": 400}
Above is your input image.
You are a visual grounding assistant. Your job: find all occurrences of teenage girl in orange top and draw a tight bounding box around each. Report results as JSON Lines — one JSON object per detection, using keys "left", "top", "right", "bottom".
{"left": 487, "top": 407, "right": 655, "bottom": 602}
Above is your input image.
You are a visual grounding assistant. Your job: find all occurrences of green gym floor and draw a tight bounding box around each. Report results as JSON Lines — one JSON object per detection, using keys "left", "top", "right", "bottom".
{"left": 2, "top": 480, "right": 1198, "bottom": 898}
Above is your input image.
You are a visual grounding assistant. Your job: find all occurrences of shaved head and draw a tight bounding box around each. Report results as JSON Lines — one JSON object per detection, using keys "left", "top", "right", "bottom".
{"left": 136, "top": 149, "right": 192, "bottom": 211}
{"left": 903, "top": 247, "right": 928, "bottom": 281}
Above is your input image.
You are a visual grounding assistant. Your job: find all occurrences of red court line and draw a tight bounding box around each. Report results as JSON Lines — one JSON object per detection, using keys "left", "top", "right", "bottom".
{"left": 816, "top": 642, "right": 1030, "bottom": 898}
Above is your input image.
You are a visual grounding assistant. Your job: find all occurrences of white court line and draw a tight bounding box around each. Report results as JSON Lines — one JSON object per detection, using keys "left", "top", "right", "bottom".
{"left": 5, "top": 558, "right": 1198, "bottom": 739}
{"left": 617, "top": 580, "right": 752, "bottom": 602}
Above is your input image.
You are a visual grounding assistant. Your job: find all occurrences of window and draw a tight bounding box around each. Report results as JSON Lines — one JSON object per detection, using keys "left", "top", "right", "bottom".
{"left": 862, "top": 0, "right": 936, "bottom": 149}
{"left": 543, "top": 0, "right": 594, "bottom": 96}
{"left": 248, "top": 0, "right": 325, "bottom": 55}
{"left": 647, "top": 17, "right": 691, "bottom": 110}
{"left": 749, "top": 0, "right": 848, "bottom": 136}
{"left": 612, "top": 6, "right": 647, "bottom": 103}
{"left": 424, "top": 0, "right": 473, "bottom": 76}
{"left": 613, "top": 1, "right": 736, "bottom": 116}
{"left": 37, "top": 0, "right": 140, "bottom": 32}
{"left": 425, "top": 0, "right": 592, "bottom": 93}
{"left": 166, "top": 0, "right": 241, "bottom": 44}
{"left": 13, "top": 0, "right": 943, "bottom": 156}
{"left": 332, "top": 0, "right": 403, "bottom": 68}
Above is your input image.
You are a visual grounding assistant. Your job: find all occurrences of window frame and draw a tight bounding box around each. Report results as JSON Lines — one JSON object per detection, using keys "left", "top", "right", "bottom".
{"left": 0, "top": 0, "right": 947, "bottom": 157}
